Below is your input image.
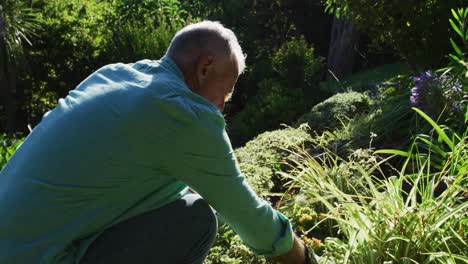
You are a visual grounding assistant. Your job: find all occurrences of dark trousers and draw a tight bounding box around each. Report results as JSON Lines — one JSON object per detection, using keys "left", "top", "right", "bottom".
{"left": 80, "top": 194, "right": 218, "bottom": 264}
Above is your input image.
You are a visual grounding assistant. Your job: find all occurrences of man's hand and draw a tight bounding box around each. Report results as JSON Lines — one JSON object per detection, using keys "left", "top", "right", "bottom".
{"left": 271, "top": 234, "right": 307, "bottom": 264}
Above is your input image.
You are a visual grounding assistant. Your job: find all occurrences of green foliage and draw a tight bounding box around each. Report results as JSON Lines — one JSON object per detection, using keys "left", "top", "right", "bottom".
{"left": 115, "top": 0, "right": 187, "bottom": 22}
{"left": 272, "top": 36, "right": 323, "bottom": 89}
{"left": 23, "top": 0, "right": 116, "bottom": 125}
{"left": 22, "top": 0, "right": 189, "bottom": 125}
{"left": 297, "top": 91, "right": 372, "bottom": 132}
{"left": 0, "top": 134, "right": 24, "bottom": 170}
{"left": 182, "top": 0, "right": 295, "bottom": 59}
{"left": 283, "top": 127, "right": 467, "bottom": 263}
{"left": 32, "top": 0, "right": 115, "bottom": 90}
{"left": 378, "top": 107, "right": 468, "bottom": 176}
{"left": 105, "top": 15, "right": 184, "bottom": 63}
{"left": 206, "top": 126, "right": 312, "bottom": 264}
{"left": 0, "top": 0, "right": 39, "bottom": 64}
{"left": 107, "top": 0, "right": 189, "bottom": 63}
{"left": 448, "top": 7, "right": 468, "bottom": 83}
{"left": 339, "top": 89, "right": 414, "bottom": 148}
{"left": 235, "top": 126, "right": 312, "bottom": 196}
{"left": 229, "top": 37, "right": 325, "bottom": 144}
{"left": 322, "top": 0, "right": 463, "bottom": 67}
{"left": 206, "top": 225, "right": 268, "bottom": 264}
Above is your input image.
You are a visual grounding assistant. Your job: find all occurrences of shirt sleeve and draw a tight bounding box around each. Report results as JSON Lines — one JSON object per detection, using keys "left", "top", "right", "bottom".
{"left": 170, "top": 98, "right": 294, "bottom": 257}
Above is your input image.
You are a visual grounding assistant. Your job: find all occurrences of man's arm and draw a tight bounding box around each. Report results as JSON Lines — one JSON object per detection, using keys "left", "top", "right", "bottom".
{"left": 272, "top": 234, "right": 308, "bottom": 264}
{"left": 168, "top": 101, "right": 307, "bottom": 261}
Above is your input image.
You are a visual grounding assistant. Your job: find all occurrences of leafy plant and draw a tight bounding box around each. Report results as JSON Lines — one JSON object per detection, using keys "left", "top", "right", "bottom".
{"left": 22, "top": 0, "right": 116, "bottom": 126}
{"left": 0, "top": 0, "right": 40, "bottom": 132}
{"left": 409, "top": 71, "right": 466, "bottom": 121}
{"left": 0, "top": 0, "right": 39, "bottom": 63}
{"left": 0, "top": 134, "right": 24, "bottom": 170}
{"left": 106, "top": 14, "right": 185, "bottom": 63}
{"left": 377, "top": 107, "right": 468, "bottom": 178}
{"left": 448, "top": 7, "right": 468, "bottom": 78}
{"left": 283, "top": 138, "right": 467, "bottom": 263}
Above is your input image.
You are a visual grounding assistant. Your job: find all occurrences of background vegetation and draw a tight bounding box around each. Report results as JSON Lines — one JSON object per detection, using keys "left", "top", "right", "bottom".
{"left": 0, "top": 0, "right": 467, "bottom": 263}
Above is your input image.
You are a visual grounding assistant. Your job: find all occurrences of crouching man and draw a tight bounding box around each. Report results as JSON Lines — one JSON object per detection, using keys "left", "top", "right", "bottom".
{"left": 0, "top": 21, "right": 312, "bottom": 264}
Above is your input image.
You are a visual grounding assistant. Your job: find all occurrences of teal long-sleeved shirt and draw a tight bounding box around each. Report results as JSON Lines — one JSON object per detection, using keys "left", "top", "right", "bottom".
{"left": 0, "top": 57, "right": 294, "bottom": 263}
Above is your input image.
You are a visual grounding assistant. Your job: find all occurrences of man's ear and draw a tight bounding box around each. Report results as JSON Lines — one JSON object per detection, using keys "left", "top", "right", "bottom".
{"left": 196, "top": 55, "right": 215, "bottom": 81}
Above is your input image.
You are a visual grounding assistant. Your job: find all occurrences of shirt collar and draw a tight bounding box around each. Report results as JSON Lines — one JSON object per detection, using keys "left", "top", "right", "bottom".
{"left": 158, "top": 55, "right": 222, "bottom": 115}
{"left": 160, "top": 55, "right": 185, "bottom": 81}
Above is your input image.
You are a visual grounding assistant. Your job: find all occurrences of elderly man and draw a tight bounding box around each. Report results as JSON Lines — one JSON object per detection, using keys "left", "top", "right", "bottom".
{"left": 0, "top": 21, "right": 311, "bottom": 263}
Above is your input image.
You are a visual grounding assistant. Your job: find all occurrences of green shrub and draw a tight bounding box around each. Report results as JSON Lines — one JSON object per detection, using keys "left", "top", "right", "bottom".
{"left": 22, "top": 0, "right": 116, "bottom": 124}
{"left": 31, "top": 0, "right": 115, "bottom": 93}
{"left": 106, "top": 0, "right": 189, "bottom": 63}
{"left": 297, "top": 91, "right": 372, "bottom": 132}
{"left": 105, "top": 15, "right": 184, "bottom": 63}
{"left": 235, "top": 126, "right": 312, "bottom": 196}
{"left": 0, "top": 134, "right": 24, "bottom": 170}
{"left": 271, "top": 36, "right": 323, "bottom": 90}
{"left": 229, "top": 37, "right": 325, "bottom": 144}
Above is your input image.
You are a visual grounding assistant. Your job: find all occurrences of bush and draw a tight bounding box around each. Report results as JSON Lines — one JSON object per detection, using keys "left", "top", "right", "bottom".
{"left": 297, "top": 91, "right": 372, "bottom": 132}
{"left": 0, "top": 134, "right": 24, "bottom": 170}
{"left": 22, "top": 0, "right": 116, "bottom": 125}
{"left": 105, "top": 15, "right": 184, "bottom": 63}
{"left": 105, "top": 0, "right": 189, "bottom": 63}
{"left": 235, "top": 126, "right": 312, "bottom": 196}
{"left": 229, "top": 37, "right": 325, "bottom": 144}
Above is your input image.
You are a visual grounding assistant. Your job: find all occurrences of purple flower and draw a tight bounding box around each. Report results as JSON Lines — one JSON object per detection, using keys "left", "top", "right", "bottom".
{"left": 421, "top": 71, "right": 437, "bottom": 81}
{"left": 411, "top": 87, "right": 421, "bottom": 96}
{"left": 451, "top": 80, "right": 462, "bottom": 93}
{"left": 409, "top": 71, "right": 440, "bottom": 111}
{"left": 452, "top": 103, "right": 462, "bottom": 112}
{"left": 410, "top": 71, "right": 466, "bottom": 117}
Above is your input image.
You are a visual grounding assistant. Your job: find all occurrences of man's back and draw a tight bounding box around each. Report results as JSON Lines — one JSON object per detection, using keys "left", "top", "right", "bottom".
{"left": 0, "top": 59, "right": 198, "bottom": 263}
{"left": 1, "top": 56, "right": 297, "bottom": 264}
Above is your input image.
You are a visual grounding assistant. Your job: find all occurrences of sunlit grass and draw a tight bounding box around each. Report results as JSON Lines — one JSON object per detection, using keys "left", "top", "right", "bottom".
{"left": 280, "top": 108, "right": 468, "bottom": 263}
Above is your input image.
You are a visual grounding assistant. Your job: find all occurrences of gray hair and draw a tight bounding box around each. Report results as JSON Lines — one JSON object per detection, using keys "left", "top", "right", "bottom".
{"left": 166, "top": 21, "right": 246, "bottom": 74}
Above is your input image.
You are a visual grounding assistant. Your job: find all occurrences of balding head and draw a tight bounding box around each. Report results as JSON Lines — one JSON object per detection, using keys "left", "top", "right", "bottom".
{"left": 165, "top": 21, "right": 245, "bottom": 111}
{"left": 166, "top": 21, "right": 246, "bottom": 75}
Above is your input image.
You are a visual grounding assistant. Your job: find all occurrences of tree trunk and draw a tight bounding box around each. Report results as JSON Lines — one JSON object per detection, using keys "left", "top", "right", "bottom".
{"left": 327, "top": 15, "right": 360, "bottom": 80}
